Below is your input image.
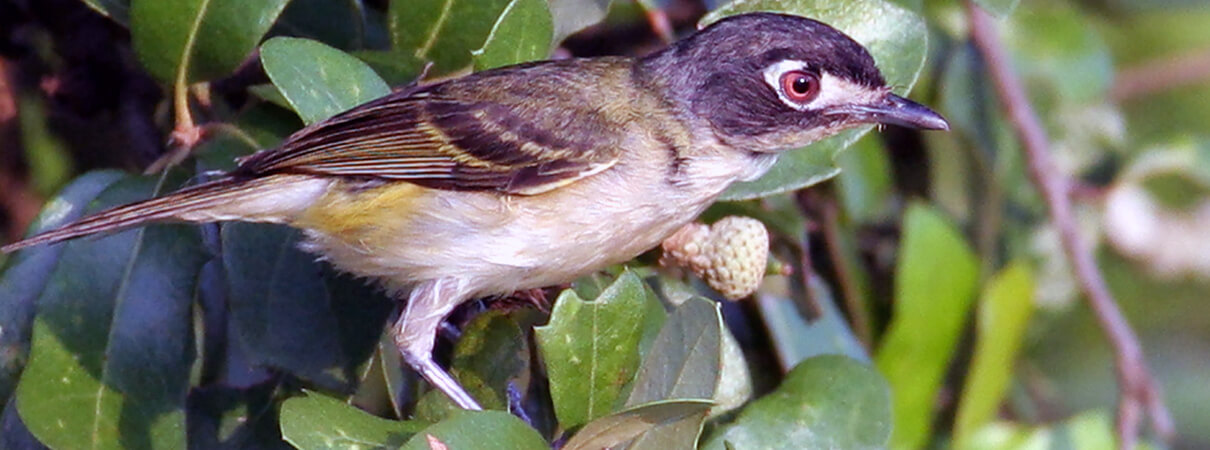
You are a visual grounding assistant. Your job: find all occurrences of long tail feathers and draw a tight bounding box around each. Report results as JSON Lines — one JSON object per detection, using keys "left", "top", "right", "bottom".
{"left": 1, "top": 176, "right": 315, "bottom": 253}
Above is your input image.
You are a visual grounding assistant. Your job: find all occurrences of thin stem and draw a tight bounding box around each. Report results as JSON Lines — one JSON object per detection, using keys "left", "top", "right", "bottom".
{"left": 966, "top": 4, "right": 1175, "bottom": 447}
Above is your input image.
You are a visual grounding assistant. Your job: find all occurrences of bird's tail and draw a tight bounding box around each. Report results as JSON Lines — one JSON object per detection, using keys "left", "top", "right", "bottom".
{"left": 1, "top": 174, "right": 328, "bottom": 253}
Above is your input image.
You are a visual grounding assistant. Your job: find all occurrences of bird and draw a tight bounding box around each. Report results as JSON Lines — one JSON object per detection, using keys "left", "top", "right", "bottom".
{"left": 1, "top": 12, "right": 948, "bottom": 410}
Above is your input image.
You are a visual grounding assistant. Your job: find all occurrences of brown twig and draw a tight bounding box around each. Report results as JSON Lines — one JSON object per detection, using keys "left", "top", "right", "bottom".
{"left": 966, "top": 4, "right": 1175, "bottom": 448}
{"left": 1111, "top": 47, "right": 1210, "bottom": 102}
{"left": 817, "top": 196, "right": 873, "bottom": 347}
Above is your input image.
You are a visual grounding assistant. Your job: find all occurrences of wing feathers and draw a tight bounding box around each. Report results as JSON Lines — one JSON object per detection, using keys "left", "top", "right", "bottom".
{"left": 234, "top": 60, "right": 633, "bottom": 194}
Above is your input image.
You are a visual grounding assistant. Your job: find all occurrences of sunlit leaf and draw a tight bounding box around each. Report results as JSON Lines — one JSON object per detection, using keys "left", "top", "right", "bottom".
{"left": 954, "top": 262, "right": 1036, "bottom": 446}
{"left": 390, "top": 0, "right": 512, "bottom": 75}
{"left": 281, "top": 392, "right": 426, "bottom": 448}
{"left": 473, "top": 0, "right": 554, "bottom": 71}
{"left": 702, "top": 355, "right": 892, "bottom": 449}
{"left": 131, "top": 0, "right": 290, "bottom": 83}
{"left": 400, "top": 410, "right": 547, "bottom": 449}
{"left": 261, "top": 37, "right": 392, "bottom": 125}
{"left": 875, "top": 204, "right": 979, "bottom": 450}
{"left": 535, "top": 271, "right": 650, "bottom": 428}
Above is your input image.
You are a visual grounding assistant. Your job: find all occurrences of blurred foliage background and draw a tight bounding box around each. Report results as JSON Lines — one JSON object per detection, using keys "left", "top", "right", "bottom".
{"left": 0, "top": 0, "right": 1207, "bottom": 448}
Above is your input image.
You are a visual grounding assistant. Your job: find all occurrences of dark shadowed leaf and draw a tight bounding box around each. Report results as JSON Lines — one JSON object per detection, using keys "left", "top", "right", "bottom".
{"left": 400, "top": 410, "right": 547, "bottom": 450}
{"left": 390, "top": 0, "right": 512, "bottom": 75}
{"left": 273, "top": 0, "right": 367, "bottom": 51}
{"left": 261, "top": 37, "right": 392, "bottom": 125}
{"left": 625, "top": 297, "right": 720, "bottom": 405}
{"left": 0, "top": 171, "right": 126, "bottom": 404}
{"left": 875, "top": 204, "right": 979, "bottom": 449}
{"left": 535, "top": 271, "right": 650, "bottom": 428}
{"left": 702, "top": 355, "right": 892, "bottom": 449}
{"left": 354, "top": 50, "right": 427, "bottom": 86}
{"left": 620, "top": 297, "right": 721, "bottom": 448}
{"left": 1, "top": 398, "right": 44, "bottom": 450}
{"left": 563, "top": 400, "right": 714, "bottom": 450}
{"left": 416, "top": 310, "right": 531, "bottom": 421}
{"left": 280, "top": 392, "right": 426, "bottom": 448}
{"left": 131, "top": 0, "right": 290, "bottom": 83}
{"left": 221, "top": 223, "right": 350, "bottom": 388}
{"left": 473, "top": 0, "right": 554, "bottom": 71}
{"left": 15, "top": 172, "right": 205, "bottom": 449}
{"left": 702, "top": 0, "right": 929, "bottom": 200}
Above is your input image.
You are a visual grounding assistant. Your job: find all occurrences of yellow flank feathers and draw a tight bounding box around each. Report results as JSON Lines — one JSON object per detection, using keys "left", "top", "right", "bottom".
{"left": 296, "top": 181, "right": 428, "bottom": 245}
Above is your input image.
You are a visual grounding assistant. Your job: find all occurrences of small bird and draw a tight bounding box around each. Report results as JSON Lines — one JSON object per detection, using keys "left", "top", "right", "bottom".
{"left": 2, "top": 12, "right": 947, "bottom": 409}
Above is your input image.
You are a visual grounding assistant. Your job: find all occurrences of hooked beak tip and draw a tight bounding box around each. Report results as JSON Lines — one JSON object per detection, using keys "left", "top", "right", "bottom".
{"left": 871, "top": 94, "right": 950, "bottom": 131}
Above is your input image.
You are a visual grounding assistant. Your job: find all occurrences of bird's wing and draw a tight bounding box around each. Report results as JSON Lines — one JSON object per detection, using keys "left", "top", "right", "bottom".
{"left": 236, "top": 66, "right": 632, "bottom": 195}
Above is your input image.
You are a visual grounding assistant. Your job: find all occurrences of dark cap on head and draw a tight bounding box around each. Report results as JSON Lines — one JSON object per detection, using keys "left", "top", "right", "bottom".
{"left": 638, "top": 12, "right": 946, "bottom": 152}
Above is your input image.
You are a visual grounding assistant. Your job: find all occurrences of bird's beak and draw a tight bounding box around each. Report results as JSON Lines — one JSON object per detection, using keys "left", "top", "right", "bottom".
{"left": 836, "top": 93, "right": 950, "bottom": 131}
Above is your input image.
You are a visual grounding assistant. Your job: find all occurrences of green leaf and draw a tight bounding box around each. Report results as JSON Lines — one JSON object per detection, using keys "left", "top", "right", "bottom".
{"left": 273, "top": 0, "right": 368, "bottom": 51}
{"left": 702, "top": 0, "right": 929, "bottom": 200}
{"left": 756, "top": 276, "right": 868, "bottom": 367}
{"left": 974, "top": 0, "right": 1019, "bottom": 18}
{"left": 280, "top": 392, "right": 426, "bottom": 448}
{"left": 261, "top": 37, "right": 392, "bottom": 125}
{"left": 472, "top": 0, "right": 554, "bottom": 71}
{"left": 82, "top": 0, "right": 131, "bottom": 25}
{"left": 131, "top": 0, "right": 290, "bottom": 83}
{"left": 221, "top": 223, "right": 352, "bottom": 387}
{"left": 620, "top": 297, "right": 722, "bottom": 448}
{"left": 354, "top": 50, "right": 427, "bottom": 86}
{"left": 547, "top": 0, "right": 612, "bottom": 44}
{"left": 625, "top": 297, "right": 721, "bottom": 405}
{"left": 702, "top": 355, "right": 892, "bottom": 449}
{"left": 400, "top": 410, "right": 547, "bottom": 450}
{"left": 535, "top": 271, "right": 649, "bottom": 428}
{"left": 416, "top": 310, "right": 531, "bottom": 420}
{"left": 0, "top": 171, "right": 126, "bottom": 404}
{"left": 451, "top": 310, "right": 532, "bottom": 410}
{"left": 954, "top": 262, "right": 1036, "bottom": 446}
{"left": 959, "top": 410, "right": 1122, "bottom": 450}
{"left": 1005, "top": 5, "right": 1113, "bottom": 104}
{"left": 835, "top": 134, "right": 895, "bottom": 223}
{"left": 563, "top": 400, "right": 714, "bottom": 450}
{"left": 15, "top": 172, "right": 206, "bottom": 450}
{"left": 875, "top": 204, "right": 980, "bottom": 450}
{"left": 389, "top": 0, "right": 512, "bottom": 75}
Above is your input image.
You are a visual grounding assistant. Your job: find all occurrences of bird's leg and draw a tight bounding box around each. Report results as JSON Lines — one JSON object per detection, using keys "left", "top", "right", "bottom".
{"left": 393, "top": 278, "right": 482, "bottom": 410}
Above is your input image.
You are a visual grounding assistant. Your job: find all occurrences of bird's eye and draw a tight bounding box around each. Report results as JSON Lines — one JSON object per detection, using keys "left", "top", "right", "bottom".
{"left": 779, "top": 70, "right": 820, "bottom": 104}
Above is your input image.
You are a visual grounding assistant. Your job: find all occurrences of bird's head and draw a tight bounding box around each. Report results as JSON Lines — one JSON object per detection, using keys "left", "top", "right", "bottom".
{"left": 639, "top": 12, "right": 948, "bottom": 153}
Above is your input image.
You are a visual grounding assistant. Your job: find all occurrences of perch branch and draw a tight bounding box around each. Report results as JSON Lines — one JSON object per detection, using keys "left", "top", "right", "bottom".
{"left": 966, "top": 4, "right": 1175, "bottom": 447}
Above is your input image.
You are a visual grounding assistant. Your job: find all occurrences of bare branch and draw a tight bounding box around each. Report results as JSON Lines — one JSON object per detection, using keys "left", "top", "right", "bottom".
{"left": 1112, "top": 47, "right": 1210, "bottom": 101}
{"left": 966, "top": 4, "right": 1175, "bottom": 447}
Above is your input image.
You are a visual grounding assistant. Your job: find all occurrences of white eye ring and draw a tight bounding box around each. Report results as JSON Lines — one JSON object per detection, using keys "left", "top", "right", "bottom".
{"left": 763, "top": 60, "right": 818, "bottom": 110}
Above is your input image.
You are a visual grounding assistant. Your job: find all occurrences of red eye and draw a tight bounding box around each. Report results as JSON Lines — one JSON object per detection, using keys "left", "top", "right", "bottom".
{"left": 779, "top": 70, "right": 820, "bottom": 104}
